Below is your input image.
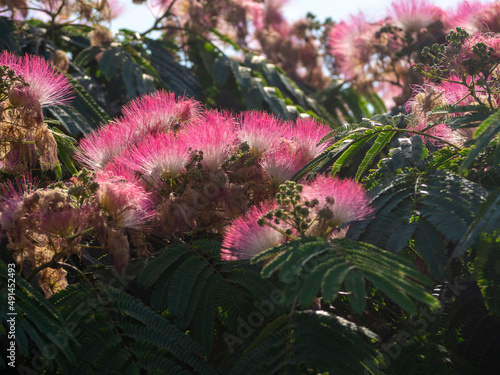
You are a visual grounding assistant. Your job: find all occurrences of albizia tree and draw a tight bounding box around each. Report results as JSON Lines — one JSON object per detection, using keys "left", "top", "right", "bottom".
{"left": 1, "top": 1, "right": 500, "bottom": 374}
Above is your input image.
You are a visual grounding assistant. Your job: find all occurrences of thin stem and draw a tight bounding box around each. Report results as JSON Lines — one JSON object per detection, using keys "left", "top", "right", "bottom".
{"left": 26, "top": 255, "right": 63, "bottom": 282}
{"left": 59, "top": 262, "right": 94, "bottom": 289}
{"left": 140, "top": 0, "right": 178, "bottom": 37}
{"left": 262, "top": 221, "right": 297, "bottom": 241}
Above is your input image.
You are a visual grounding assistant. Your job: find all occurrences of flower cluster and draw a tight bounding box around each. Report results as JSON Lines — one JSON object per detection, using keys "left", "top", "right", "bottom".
{"left": 0, "top": 173, "right": 90, "bottom": 296}
{"left": 407, "top": 27, "right": 500, "bottom": 147}
{"left": 73, "top": 91, "right": 332, "bottom": 268}
{"left": 328, "top": 0, "right": 500, "bottom": 109}
{"left": 0, "top": 51, "right": 73, "bottom": 173}
{"left": 221, "top": 179, "right": 372, "bottom": 261}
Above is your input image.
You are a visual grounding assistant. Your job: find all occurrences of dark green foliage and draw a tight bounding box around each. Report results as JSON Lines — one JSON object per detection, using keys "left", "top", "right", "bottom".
{"left": 138, "top": 240, "right": 283, "bottom": 355}
{"left": 46, "top": 76, "right": 111, "bottom": 136}
{"left": 460, "top": 108, "right": 500, "bottom": 173}
{"left": 349, "top": 170, "right": 486, "bottom": 280}
{"left": 0, "top": 261, "right": 214, "bottom": 374}
{"left": 230, "top": 310, "right": 383, "bottom": 375}
{"left": 456, "top": 190, "right": 500, "bottom": 256}
{"left": 254, "top": 237, "right": 439, "bottom": 313}
{"left": 473, "top": 232, "right": 500, "bottom": 316}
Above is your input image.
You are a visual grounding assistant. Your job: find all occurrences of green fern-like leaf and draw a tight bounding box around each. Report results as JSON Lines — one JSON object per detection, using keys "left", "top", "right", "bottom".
{"left": 356, "top": 129, "right": 396, "bottom": 181}
{"left": 460, "top": 108, "right": 500, "bottom": 173}
{"left": 349, "top": 170, "right": 486, "bottom": 279}
{"left": 455, "top": 189, "right": 500, "bottom": 257}
{"left": 230, "top": 310, "right": 382, "bottom": 375}
{"left": 473, "top": 231, "right": 500, "bottom": 316}
{"left": 254, "top": 237, "right": 438, "bottom": 313}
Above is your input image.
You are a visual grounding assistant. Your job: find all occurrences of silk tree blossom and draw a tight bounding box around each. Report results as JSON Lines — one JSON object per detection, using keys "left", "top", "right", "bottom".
{"left": 0, "top": 51, "right": 73, "bottom": 107}
{"left": 221, "top": 202, "right": 284, "bottom": 261}
{"left": 388, "top": 0, "right": 444, "bottom": 32}
{"left": 261, "top": 144, "right": 302, "bottom": 186}
{"left": 95, "top": 172, "right": 155, "bottom": 230}
{"left": 452, "top": 34, "right": 500, "bottom": 76}
{"left": 329, "top": 12, "right": 379, "bottom": 80}
{"left": 120, "top": 90, "right": 202, "bottom": 135}
{"left": 405, "top": 76, "right": 492, "bottom": 147}
{"left": 474, "top": 1, "right": 500, "bottom": 33}
{"left": 444, "top": 1, "right": 485, "bottom": 33}
{"left": 77, "top": 92, "right": 199, "bottom": 171}
{"left": 261, "top": 118, "right": 331, "bottom": 185}
{"left": 182, "top": 110, "right": 238, "bottom": 171}
{"left": 0, "top": 0, "right": 28, "bottom": 19}
{"left": 237, "top": 111, "right": 288, "bottom": 158}
{"left": 121, "top": 132, "right": 190, "bottom": 184}
{"left": 76, "top": 120, "right": 138, "bottom": 170}
{"left": 302, "top": 175, "right": 372, "bottom": 231}
{"left": 287, "top": 117, "right": 331, "bottom": 162}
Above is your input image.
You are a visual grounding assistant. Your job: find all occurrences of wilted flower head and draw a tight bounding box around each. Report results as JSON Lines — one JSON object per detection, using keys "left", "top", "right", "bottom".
{"left": 0, "top": 173, "right": 37, "bottom": 231}
{"left": 51, "top": 50, "right": 70, "bottom": 72}
{"left": 0, "top": 51, "right": 73, "bottom": 107}
{"left": 221, "top": 202, "right": 284, "bottom": 261}
{"left": 388, "top": 0, "right": 443, "bottom": 32}
{"left": 89, "top": 25, "right": 115, "bottom": 46}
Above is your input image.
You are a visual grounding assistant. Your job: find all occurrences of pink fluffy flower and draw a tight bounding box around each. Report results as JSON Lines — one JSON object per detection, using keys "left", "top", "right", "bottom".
{"left": 120, "top": 90, "right": 202, "bottom": 135}
{"left": 95, "top": 172, "right": 155, "bottom": 229}
{"left": 302, "top": 175, "right": 372, "bottom": 227}
{"left": 121, "top": 132, "right": 189, "bottom": 183}
{"left": 438, "top": 77, "right": 477, "bottom": 105}
{"left": 444, "top": 1, "right": 485, "bottom": 33}
{"left": 475, "top": 1, "right": 500, "bottom": 33}
{"left": 405, "top": 76, "right": 487, "bottom": 147}
{"left": 237, "top": 111, "right": 287, "bottom": 158}
{"left": 329, "top": 12, "right": 378, "bottom": 80}
{"left": 182, "top": 110, "right": 238, "bottom": 171}
{"left": 388, "top": 0, "right": 444, "bottom": 32}
{"left": 287, "top": 117, "right": 331, "bottom": 162}
{"left": 76, "top": 120, "right": 138, "bottom": 170}
{"left": 253, "top": 0, "right": 288, "bottom": 31}
{"left": 454, "top": 34, "right": 500, "bottom": 70}
{"left": 262, "top": 144, "right": 303, "bottom": 186}
{"left": 77, "top": 92, "right": 200, "bottom": 171}
{"left": 0, "top": 51, "right": 73, "bottom": 107}
{"left": 221, "top": 202, "right": 284, "bottom": 261}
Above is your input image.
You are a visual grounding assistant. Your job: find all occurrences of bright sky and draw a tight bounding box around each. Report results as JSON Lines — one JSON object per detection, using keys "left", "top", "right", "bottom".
{"left": 110, "top": 0, "right": 476, "bottom": 34}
